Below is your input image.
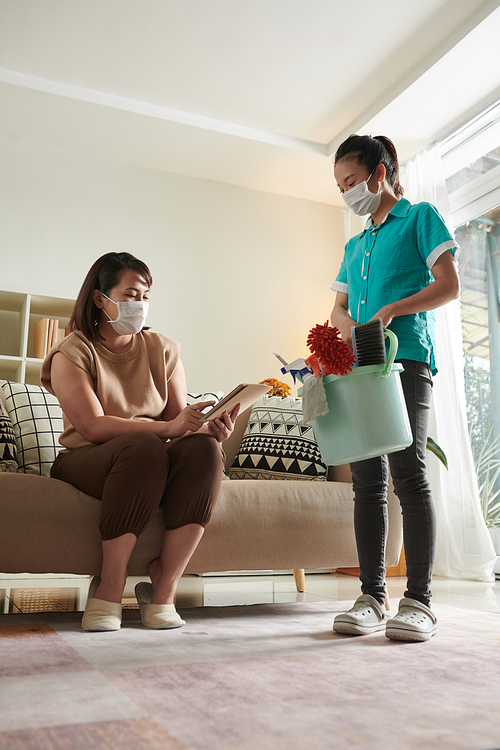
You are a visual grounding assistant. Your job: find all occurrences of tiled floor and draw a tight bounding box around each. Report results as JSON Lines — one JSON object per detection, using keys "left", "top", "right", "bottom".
{"left": 1, "top": 570, "right": 499, "bottom": 614}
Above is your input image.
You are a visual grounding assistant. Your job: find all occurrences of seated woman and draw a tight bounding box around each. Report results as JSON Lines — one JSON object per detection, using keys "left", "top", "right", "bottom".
{"left": 41, "top": 252, "right": 239, "bottom": 632}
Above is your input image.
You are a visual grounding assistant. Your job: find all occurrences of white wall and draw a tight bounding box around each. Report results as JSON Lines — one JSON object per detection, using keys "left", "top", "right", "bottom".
{"left": 1, "top": 137, "right": 345, "bottom": 395}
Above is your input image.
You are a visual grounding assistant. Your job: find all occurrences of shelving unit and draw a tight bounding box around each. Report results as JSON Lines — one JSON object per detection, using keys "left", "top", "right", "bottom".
{"left": 0, "top": 288, "right": 77, "bottom": 586}
{"left": 0, "top": 288, "right": 75, "bottom": 385}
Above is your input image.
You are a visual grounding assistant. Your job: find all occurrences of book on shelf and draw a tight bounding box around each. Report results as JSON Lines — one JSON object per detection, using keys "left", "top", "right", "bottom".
{"left": 33, "top": 318, "right": 50, "bottom": 359}
{"left": 47, "top": 319, "right": 55, "bottom": 352}
{"left": 33, "top": 318, "right": 67, "bottom": 359}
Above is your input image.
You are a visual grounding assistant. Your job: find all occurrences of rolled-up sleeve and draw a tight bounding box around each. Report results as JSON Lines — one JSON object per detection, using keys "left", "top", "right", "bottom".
{"left": 416, "top": 203, "right": 461, "bottom": 269}
{"left": 331, "top": 255, "right": 348, "bottom": 293}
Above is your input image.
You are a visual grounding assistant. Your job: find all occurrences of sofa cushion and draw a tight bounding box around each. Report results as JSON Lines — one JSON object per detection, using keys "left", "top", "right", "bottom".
{"left": 0, "top": 397, "right": 18, "bottom": 472}
{"left": 228, "top": 395, "right": 327, "bottom": 481}
{"left": 1, "top": 381, "right": 64, "bottom": 477}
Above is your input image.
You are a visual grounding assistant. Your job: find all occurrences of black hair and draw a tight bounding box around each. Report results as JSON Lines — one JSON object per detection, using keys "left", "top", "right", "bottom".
{"left": 334, "top": 134, "right": 404, "bottom": 197}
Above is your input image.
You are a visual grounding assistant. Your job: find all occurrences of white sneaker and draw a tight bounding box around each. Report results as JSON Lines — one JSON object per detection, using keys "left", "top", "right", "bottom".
{"left": 333, "top": 594, "right": 386, "bottom": 636}
{"left": 385, "top": 598, "right": 437, "bottom": 642}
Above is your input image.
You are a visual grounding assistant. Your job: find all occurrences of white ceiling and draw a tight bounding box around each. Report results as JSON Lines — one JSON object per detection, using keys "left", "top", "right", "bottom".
{"left": 1, "top": 0, "right": 500, "bottom": 205}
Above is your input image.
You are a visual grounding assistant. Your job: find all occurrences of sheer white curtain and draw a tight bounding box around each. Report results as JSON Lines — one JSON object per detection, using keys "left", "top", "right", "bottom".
{"left": 400, "top": 145, "right": 496, "bottom": 581}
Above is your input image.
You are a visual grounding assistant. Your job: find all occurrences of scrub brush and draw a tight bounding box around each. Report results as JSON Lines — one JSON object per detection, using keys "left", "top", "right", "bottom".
{"left": 352, "top": 318, "right": 386, "bottom": 367}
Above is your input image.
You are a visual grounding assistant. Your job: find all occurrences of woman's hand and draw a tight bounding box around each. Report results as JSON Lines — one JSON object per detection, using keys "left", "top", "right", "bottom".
{"left": 166, "top": 401, "right": 216, "bottom": 439}
{"left": 338, "top": 318, "right": 357, "bottom": 348}
{"left": 369, "top": 305, "right": 395, "bottom": 329}
{"left": 331, "top": 292, "right": 357, "bottom": 349}
{"left": 206, "top": 404, "right": 240, "bottom": 443}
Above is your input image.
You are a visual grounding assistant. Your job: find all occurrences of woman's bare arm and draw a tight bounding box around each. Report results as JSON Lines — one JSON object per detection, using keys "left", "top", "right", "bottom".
{"left": 370, "top": 251, "right": 460, "bottom": 328}
{"left": 50, "top": 353, "right": 211, "bottom": 444}
{"left": 331, "top": 252, "right": 460, "bottom": 343}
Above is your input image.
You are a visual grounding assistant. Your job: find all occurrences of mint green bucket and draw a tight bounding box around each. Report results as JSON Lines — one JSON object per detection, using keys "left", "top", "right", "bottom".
{"left": 305, "top": 330, "right": 412, "bottom": 466}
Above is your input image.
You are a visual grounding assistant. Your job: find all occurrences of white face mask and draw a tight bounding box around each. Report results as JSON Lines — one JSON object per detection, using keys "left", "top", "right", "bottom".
{"left": 342, "top": 172, "right": 382, "bottom": 216}
{"left": 100, "top": 292, "right": 149, "bottom": 335}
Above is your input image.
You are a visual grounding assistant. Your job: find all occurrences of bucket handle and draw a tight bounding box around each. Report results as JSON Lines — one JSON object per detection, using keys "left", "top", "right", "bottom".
{"left": 377, "top": 329, "right": 398, "bottom": 379}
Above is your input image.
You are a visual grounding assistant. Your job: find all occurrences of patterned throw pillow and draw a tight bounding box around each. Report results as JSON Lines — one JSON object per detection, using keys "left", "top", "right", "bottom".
{"left": 228, "top": 395, "right": 327, "bottom": 481}
{"left": 1, "top": 381, "right": 64, "bottom": 477}
{"left": 0, "top": 398, "right": 18, "bottom": 472}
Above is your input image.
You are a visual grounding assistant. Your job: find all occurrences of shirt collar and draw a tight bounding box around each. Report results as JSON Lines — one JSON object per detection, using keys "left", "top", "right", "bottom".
{"left": 363, "top": 197, "right": 412, "bottom": 231}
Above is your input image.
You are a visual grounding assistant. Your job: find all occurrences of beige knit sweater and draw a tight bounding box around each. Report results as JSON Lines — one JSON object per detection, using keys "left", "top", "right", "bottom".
{"left": 41, "top": 330, "right": 180, "bottom": 450}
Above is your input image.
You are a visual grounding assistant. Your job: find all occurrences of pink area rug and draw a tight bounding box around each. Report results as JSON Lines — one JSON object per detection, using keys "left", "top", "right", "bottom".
{"left": 0, "top": 600, "right": 499, "bottom": 749}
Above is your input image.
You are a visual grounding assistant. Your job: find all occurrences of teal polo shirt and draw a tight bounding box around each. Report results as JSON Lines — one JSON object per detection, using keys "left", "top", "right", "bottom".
{"left": 331, "top": 199, "right": 460, "bottom": 374}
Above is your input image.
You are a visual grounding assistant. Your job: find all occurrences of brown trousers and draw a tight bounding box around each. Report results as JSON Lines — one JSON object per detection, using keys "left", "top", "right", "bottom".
{"left": 51, "top": 432, "right": 225, "bottom": 540}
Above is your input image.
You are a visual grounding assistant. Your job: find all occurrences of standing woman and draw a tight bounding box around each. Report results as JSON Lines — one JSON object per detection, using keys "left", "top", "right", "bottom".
{"left": 41, "top": 252, "right": 239, "bottom": 632}
{"left": 330, "top": 135, "right": 460, "bottom": 641}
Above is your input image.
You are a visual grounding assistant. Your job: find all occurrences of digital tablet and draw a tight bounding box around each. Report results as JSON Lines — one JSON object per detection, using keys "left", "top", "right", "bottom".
{"left": 200, "top": 383, "right": 270, "bottom": 422}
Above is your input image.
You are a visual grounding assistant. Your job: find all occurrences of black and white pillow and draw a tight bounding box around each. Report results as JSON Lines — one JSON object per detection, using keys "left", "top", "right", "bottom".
{"left": 1, "top": 381, "right": 64, "bottom": 477}
{"left": 228, "top": 395, "right": 327, "bottom": 481}
{"left": 0, "top": 397, "right": 18, "bottom": 472}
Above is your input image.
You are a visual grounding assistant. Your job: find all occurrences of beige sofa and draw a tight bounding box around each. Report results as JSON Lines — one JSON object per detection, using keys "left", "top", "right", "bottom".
{"left": 0, "top": 399, "right": 403, "bottom": 589}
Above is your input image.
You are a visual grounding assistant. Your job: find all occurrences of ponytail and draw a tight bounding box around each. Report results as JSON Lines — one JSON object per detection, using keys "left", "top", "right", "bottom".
{"left": 374, "top": 135, "right": 403, "bottom": 197}
{"left": 334, "top": 134, "right": 404, "bottom": 197}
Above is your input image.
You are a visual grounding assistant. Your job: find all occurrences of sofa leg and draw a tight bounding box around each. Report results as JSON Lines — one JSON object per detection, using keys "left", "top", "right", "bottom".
{"left": 293, "top": 568, "right": 305, "bottom": 592}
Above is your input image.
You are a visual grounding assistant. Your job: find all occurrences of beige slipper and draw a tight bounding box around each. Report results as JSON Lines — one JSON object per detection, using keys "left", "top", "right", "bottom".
{"left": 135, "top": 582, "right": 186, "bottom": 629}
{"left": 81, "top": 576, "right": 122, "bottom": 632}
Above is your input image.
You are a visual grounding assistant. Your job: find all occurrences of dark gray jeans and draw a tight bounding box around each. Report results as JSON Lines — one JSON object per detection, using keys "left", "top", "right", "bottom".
{"left": 349, "top": 359, "right": 436, "bottom": 607}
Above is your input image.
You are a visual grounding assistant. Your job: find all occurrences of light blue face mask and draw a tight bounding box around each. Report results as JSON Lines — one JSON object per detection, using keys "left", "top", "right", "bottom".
{"left": 342, "top": 171, "right": 382, "bottom": 216}
{"left": 100, "top": 292, "right": 149, "bottom": 335}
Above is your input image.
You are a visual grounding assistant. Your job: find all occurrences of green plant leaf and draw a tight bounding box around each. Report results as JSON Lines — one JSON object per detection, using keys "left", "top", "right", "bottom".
{"left": 426, "top": 437, "right": 448, "bottom": 469}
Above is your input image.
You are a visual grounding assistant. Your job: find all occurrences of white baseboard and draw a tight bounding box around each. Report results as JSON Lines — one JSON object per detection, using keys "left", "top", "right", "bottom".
{"left": 0, "top": 573, "right": 89, "bottom": 580}
{"left": 196, "top": 569, "right": 330, "bottom": 577}
{"left": 494, "top": 556, "right": 500, "bottom": 577}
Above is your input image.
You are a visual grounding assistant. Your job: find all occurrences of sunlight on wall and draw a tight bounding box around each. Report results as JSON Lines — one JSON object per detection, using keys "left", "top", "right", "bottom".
{"left": 0, "top": 137, "right": 345, "bottom": 395}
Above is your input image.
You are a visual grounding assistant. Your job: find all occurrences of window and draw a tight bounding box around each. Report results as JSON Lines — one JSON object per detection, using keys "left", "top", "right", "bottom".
{"left": 454, "top": 209, "right": 500, "bottom": 455}
{"left": 442, "top": 104, "right": 500, "bottom": 526}
{"left": 446, "top": 147, "right": 500, "bottom": 194}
